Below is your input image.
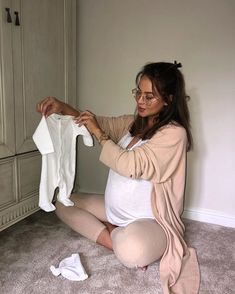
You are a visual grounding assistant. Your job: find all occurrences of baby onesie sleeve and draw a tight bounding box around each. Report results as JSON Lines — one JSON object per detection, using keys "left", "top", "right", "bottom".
{"left": 73, "top": 123, "right": 94, "bottom": 147}
{"left": 32, "top": 116, "right": 54, "bottom": 154}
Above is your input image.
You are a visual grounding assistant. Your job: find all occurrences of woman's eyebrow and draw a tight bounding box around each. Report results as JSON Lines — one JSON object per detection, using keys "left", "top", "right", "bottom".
{"left": 137, "top": 88, "right": 154, "bottom": 94}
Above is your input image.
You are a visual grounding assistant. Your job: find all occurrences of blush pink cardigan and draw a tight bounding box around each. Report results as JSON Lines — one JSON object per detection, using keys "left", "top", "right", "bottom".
{"left": 97, "top": 115, "right": 200, "bottom": 294}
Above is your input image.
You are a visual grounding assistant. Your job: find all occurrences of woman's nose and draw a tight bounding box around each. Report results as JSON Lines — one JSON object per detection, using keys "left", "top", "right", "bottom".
{"left": 138, "top": 95, "right": 146, "bottom": 104}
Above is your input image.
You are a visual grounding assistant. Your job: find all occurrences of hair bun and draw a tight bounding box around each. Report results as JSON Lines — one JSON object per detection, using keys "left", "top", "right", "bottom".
{"left": 174, "top": 60, "right": 182, "bottom": 68}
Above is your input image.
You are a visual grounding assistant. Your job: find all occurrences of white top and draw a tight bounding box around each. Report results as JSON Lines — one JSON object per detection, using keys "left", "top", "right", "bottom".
{"left": 33, "top": 114, "right": 93, "bottom": 212}
{"left": 105, "top": 132, "right": 154, "bottom": 226}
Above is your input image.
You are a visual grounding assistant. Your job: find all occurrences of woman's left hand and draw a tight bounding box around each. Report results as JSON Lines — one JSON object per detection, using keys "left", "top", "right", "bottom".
{"left": 73, "top": 110, "right": 102, "bottom": 137}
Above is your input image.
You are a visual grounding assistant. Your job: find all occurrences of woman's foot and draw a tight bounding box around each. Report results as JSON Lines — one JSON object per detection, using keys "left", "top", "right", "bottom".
{"left": 136, "top": 265, "right": 148, "bottom": 271}
{"left": 96, "top": 227, "right": 113, "bottom": 250}
{"left": 140, "top": 266, "right": 148, "bottom": 271}
{"left": 96, "top": 222, "right": 118, "bottom": 250}
{"left": 103, "top": 221, "right": 118, "bottom": 234}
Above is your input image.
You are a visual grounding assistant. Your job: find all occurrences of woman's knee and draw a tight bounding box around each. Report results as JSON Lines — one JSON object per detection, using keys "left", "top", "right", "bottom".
{"left": 111, "top": 227, "right": 154, "bottom": 268}
{"left": 111, "top": 220, "right": 167, "bottom": 268}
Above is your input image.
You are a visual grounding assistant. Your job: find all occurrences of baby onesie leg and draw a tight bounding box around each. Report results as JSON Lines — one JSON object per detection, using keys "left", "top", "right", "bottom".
{"left": 55, "top": 194, "right": 108, "bottom": 243}
{"left": 111, "top": 218, "right": 167, "bottom": 268}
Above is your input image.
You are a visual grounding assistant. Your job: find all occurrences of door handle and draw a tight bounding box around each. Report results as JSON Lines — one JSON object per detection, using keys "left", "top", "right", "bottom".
{"left": 14, "top": 11, "right": 20, "bottom": 26}
{"left": 5, "top": 8, "right": 12, "bottom": 23}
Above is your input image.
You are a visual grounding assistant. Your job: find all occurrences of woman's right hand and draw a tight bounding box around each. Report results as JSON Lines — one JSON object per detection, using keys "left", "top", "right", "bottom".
{"left": 36, "top": 97, "right": 65, "bottom": 117}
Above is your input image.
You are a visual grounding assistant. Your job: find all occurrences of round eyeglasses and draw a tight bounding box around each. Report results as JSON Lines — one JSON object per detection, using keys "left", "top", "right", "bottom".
{"left": 131, "top": 88, "right": 159, "bottom": 105}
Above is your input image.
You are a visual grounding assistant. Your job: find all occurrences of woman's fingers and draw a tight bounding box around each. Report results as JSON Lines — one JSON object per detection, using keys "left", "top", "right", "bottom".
{"left": 73, "top": 111, "right": 94, "bottom": 125}
{"left": 73, "top": 110, "right": 100, "bottom": 135}
{"left": 36, "top": 97, "right": 62, "bottom": 117}
{"left": 36, "top": 97, "right": 53, "bottom": 115}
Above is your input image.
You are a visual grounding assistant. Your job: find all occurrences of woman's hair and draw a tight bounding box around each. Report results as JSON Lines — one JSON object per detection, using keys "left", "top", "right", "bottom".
{"left": 129, "top": 61, "right": 193, "bottom": 151}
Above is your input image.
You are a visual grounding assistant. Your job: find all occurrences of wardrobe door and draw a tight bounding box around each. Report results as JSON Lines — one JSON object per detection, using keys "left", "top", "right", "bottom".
{"left": 0, "top": 0, "right": 16, "bottom": 158}
{"left": 13, "top": 0, "right": 76, "bottom": 154}
{"left": 0, "top": 0, "right": 77, "bottom": 231}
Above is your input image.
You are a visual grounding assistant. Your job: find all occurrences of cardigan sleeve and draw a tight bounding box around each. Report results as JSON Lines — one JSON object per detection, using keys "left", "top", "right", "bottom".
{"left": 99, "top": 124, "right": 187, "bottom": 183}
{"left": 96, "top": 115, "right": 134, "bottom": 143}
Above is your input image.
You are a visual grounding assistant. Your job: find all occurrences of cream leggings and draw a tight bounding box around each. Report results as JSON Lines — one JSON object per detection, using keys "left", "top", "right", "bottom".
{"left": 55, "top": 194, "right": 167, "bottom": 268}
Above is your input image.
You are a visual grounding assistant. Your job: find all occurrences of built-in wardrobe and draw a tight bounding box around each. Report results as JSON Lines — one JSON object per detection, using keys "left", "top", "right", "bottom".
{"left": 0, "top": 0, "right": 76, "bottom": 230}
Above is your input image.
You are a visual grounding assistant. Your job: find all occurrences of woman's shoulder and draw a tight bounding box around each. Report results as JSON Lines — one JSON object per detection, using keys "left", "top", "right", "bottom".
{"left": 97, "top": 114, "right": 133, "bottom": 122}
{"left": 161, "top": 121, "right": 186, "bottom": 133}
{"left": 116, "top": 114, "right": 134, "bottom": 124}
{"left": 151, "top": 122, "right": 187, "bottom": 143}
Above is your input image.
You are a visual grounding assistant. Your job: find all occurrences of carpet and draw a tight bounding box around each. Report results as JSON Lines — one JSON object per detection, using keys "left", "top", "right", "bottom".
{"left": 0, "top": 210, "right": 234, "bottom": 294}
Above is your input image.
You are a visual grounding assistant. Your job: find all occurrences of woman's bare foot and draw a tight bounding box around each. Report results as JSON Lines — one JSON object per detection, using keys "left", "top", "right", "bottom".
{"left": 103, "top": 221, "right": 118, "bottom": 234}
{"left": 96, "top": 227, "right": 113, "bottom": 250}
{"left": 96, "top": 222, "right": 117, "bottom": 250}
{"left": 140, "top": 266, "right": 148, "bottom": 271}
{"left": 136, "top": 265, "right": 148, "bottom": 272}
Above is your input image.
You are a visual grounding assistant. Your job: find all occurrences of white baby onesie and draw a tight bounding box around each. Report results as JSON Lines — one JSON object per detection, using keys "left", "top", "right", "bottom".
{"left": 33, "top": 114, "right": 93, "bottom": 212}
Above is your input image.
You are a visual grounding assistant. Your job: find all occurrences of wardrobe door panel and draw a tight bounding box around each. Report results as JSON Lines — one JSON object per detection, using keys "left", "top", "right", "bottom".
{"left": 17, "top": 152, "right": 41, "bottom": 201}
{"left": 14, "top": 0, "right": 76, "bottom": 154}
{"left": 0, "top": 157, "right": 17, "bottom": 209}
{"left": 0, "top": 0, "right": 16, "bottom": 158}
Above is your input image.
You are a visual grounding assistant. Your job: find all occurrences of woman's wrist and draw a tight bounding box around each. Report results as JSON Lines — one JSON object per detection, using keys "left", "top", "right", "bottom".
{"left": 94, "top": 129, "right": 110, "bottom": 145}
{"left": 61, "top": 102, "right": 80, "bottom": 117}
{"left": 98, "top": 133, "right": 110, "bottom": 144}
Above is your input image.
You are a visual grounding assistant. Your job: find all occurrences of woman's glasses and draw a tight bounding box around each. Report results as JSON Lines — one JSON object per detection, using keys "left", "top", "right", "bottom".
{"left": 131, "top": 88, "right": 159, "bottom": 105}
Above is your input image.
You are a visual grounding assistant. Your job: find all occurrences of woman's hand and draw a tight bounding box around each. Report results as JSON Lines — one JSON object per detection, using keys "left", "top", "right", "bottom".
{"left": 74, "top": 110, "right": 103, "bottom": 138}
{"left": 36, "top": 97, "right": 65, "bottom": 117}
{"left": 36, "top": 97, "right": 80, "bottom": 118}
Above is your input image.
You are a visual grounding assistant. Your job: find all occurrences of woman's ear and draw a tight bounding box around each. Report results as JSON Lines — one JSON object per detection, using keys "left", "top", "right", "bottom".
{"left": 165, "top": 94, "right": 174, "bottom": 106}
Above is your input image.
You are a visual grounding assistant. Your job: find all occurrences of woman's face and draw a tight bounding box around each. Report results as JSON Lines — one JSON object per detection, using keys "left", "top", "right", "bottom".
{"left": 136, "top": 76, "right": 166, "bottom": 119}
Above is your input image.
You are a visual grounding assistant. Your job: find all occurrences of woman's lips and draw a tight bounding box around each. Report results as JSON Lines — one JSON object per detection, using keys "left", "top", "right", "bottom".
{"left": 138, "top": 106, "right": 146, "bottom": 113}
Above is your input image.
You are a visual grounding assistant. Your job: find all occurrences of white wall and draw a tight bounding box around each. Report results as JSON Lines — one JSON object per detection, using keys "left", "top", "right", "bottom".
{"left": 76, "top": 0, "right": 235, "bottom": 227}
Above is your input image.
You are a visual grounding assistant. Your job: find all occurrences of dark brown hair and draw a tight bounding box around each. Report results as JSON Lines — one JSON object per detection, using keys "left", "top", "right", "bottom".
{"left": 129, "top": 62, "right": 193, "bottom": 150}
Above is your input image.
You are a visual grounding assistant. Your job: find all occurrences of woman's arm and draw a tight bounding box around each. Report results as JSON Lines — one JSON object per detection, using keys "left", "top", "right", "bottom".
{"left": 36, "top": 97, "right": 80, "bottom": 117}
{"left": 36, "top": 97, "right": 133, "bottom": 144}
{"left": 99, "top": 125, "right": 187, "bottom": 183}
{"left": 36, "top": 97, "right": 112, "bottom": 144}
{"left": 74, "top": 112, "right": 134, "bottom": 144}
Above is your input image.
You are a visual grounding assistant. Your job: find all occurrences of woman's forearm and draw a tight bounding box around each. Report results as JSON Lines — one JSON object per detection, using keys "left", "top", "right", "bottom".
{"left": 61, "top": 102, "right": 81, "bottom": 117}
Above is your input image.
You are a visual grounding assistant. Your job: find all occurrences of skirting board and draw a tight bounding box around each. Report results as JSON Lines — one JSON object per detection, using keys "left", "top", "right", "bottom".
{"left": 183, "top": 208, "right": 235, "bottom": 228}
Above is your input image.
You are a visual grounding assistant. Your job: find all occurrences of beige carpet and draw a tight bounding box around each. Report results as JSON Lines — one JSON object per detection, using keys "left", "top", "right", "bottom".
{"left": 0, "top": 210, "right": 234, "bottom": 294}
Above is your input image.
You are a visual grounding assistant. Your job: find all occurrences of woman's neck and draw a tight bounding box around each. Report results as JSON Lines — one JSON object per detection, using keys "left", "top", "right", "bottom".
{"left": 147, "top": 115, "right": 157, "bottom": 128}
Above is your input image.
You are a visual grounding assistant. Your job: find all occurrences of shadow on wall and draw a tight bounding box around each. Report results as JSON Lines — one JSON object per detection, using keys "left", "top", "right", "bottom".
{"left": 75, "top": 138, "right": 108, "bottom": 194}
{"left": 185, "top": 87, "right": 206, "bottom": 210}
